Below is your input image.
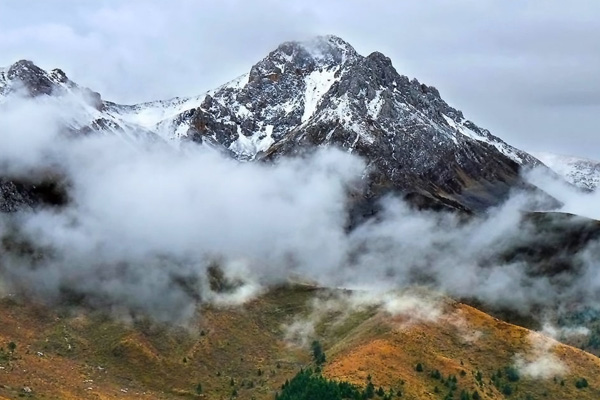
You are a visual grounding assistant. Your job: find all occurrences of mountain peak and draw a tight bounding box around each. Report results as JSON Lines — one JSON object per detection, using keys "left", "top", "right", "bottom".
{"left": 366, "top": 51, "right": 393, "bottom": 67}
{"left": 0, "top": 60, "right": 104, "bottom": 110}
{"left": 291, "top": 35, "right": 358, "bottom": 63}
{"left": 8, "top": 59, "right": 39, "bottom": 71}
{"left": 1, "top": 59, "right": 73, "bottom": 97}
{"left": 4, "top": 59, "right": 54, "bottom": 96}
{"left": 258, "top": 35, "right": 359, "bottom": 74}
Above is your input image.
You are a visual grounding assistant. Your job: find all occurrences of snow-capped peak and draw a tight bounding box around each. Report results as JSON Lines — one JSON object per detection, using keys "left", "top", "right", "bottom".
{"left": 0, "top": 36, "right": 550, "bottom": 212}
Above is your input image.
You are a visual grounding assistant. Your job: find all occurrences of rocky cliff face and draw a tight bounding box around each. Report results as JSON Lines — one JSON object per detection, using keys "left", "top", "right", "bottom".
{"left": 0, "top": 177, "right": 67, "bottom": 213}
{"left": 0, "top": 179, "right": 36, "bottom": 213}
{"left": 1, "top": 36, "right": 545, "bottom": 213}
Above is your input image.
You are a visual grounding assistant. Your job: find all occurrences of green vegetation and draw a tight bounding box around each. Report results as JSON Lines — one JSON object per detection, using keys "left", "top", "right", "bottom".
{"left": 275, "top": 368, "right": 360, "bottom": 400}
{"left": 275, "top": 368, "right": 398, "bottom": 400}
{"left": 490, "top": 365, "right": 520, "bottom": 396}
{"left": 504, "top": 366, "right": 520, "bottom": 382}
{"left": 475, "top": 370, "right": 483, "bottom": 386}
{"left": 444, "top": 375, "right": 457, "bottom": 391}
{"left": 575, "top": 377, "right": 589, "bottom": 389}
{"left": 415, "top": 363, "right": 424, "bottom": 372}
{"left": 312, "top": 340, "right": 326, "bottom": 365}
{"left": 0, "top": 341, "right": 17, "bottom": 365}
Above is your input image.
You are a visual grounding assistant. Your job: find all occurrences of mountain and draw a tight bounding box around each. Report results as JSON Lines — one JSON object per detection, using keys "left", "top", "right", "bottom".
{"left": 111, "top": 35, "right": 543, "bottom": 212}
{"left": 532, "top": 152, "right": 600, "bottom": 191}
{"left": 2, "top": 37, "right": 600, "bottom": 400}
{"left": 0, "top": 60, "right": 158, "bottom": 142}
{"left": 0, "top": 36, "right": 545, "bottom": 214}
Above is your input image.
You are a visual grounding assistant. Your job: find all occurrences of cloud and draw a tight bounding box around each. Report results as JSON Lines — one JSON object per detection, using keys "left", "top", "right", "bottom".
{"left": 1, "top": 91, "right": 600, "bottom": 325}
{"left": 514, "top": 331, "right": 568, "bottom": 379}
{"left": 0, "top": 93, "right": 65, "bottom": 174}
{"left": 525, "top": 166, "right": 600, "bottom": 220}
{"left": 0, "top": 92, "right": 366, "bottom": 322}
{"left": 282, "top": 289, "right": 444, "bottom": 348}
{"left": 541, "top": 322, "right": 590, "bottom": 340}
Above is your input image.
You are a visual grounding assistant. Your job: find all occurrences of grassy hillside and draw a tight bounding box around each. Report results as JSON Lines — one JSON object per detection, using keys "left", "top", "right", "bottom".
{"left": 0, "top": 285, "right": 599, "bottom": 399}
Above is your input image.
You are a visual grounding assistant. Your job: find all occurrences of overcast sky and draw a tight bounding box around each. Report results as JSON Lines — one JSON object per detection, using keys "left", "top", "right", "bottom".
{"left": 0, "top": 0, "right": 599, "bottom": 159}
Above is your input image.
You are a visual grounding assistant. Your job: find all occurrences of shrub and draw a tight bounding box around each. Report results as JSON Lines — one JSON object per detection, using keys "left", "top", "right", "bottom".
{"left": 505, "top": 366, "right": 520, "bottom": 382}
{"left": 365, "top": 382, "right": 375, "bottom": 399}
{"left": 311, "top": 341, "right": 326, "bottom": 365}
{"left": 415, "top": 363, "right": 424, "bottom": 372}
{"left": 475, "top": 371, "right": 483, "bottom": 385}
{"left": 575, "top": 378, "right": 589, "bottom": 389}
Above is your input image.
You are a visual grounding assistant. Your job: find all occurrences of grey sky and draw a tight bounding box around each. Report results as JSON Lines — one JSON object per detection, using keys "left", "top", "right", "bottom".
{"left": 1, "top": 0, "right": 599, "bottom": 159}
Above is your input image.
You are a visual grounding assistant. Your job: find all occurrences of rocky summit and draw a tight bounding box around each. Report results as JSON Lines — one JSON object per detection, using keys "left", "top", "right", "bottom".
{"left": 1, "top": 35, "right": 545, "bottom": 213}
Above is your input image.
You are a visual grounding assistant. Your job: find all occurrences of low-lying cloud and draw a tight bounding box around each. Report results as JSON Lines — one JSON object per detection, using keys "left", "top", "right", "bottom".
{"left": 0, "top": 92, "right": 599, "bottom": 325}
{"left": 514, "top": 331, "right": 568, "bottom": 379}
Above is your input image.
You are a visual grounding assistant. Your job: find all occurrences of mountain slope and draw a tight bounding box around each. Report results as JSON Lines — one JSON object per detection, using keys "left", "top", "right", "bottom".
{"left": 532, "top": 152, "right": 600, "bottom": 191}
{"left": 1, "top": 286, "right": 599, "bottom": 400}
